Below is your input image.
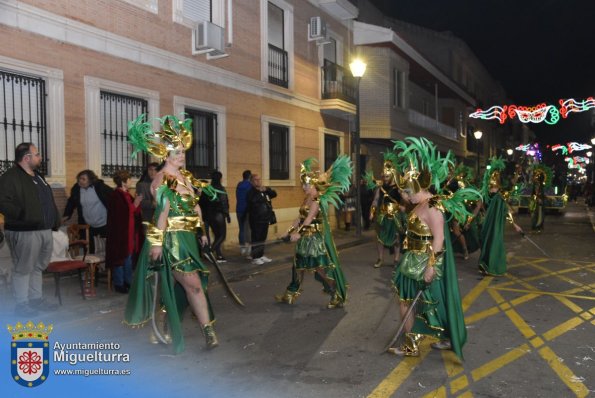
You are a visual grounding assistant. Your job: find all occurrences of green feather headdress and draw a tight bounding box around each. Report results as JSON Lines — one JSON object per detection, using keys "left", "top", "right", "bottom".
{"left": 480, "top": 156, "right": 507, "bottom": 203}
{"left": 392, "top": 137, "right": 454, "bottom": 193}
{"left": 531, "top": 164, "right": 553, "bottom": 188}
{"left": 127, "top": 113, "right": 193, "bottom": 160}
{"left": 299, "top": 155, "right": 353, "bottom": 213}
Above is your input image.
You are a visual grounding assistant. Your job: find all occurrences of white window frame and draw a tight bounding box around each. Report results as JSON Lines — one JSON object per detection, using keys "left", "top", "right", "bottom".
{"left": 260, "top": 0, "right": 294, "bottom": 90}
{"left": 318, "top": 127, "right": 345, "bottom": 168}
{"left": 261, "top": 115, "right": 295, "bottom": 186}
{"left": 84, "top": 77, "right": 159, "bottom": 179}
{"left": 173, "top": 96, "right": 227, "bottom": 184}
{"left": 119, "top": 0, "right": 158, "bottom": 14}
{"left": 0, "top": 55, "right": 65, "bottom": 187}
{"left": 393, "top": 68, "right": 405, "bottom": 109}
{"left": 173, "top": 0, "right": 225, "bottom": 28}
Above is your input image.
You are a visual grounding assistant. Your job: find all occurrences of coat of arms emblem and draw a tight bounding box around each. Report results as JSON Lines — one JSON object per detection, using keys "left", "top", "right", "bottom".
{"left": 7, "top": 321, "right": 53, "bottom": 387}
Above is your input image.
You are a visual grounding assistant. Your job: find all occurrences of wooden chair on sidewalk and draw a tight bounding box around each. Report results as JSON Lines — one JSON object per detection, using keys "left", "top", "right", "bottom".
{"left": 46, "top": 225, "right": 88, "bottom": 305}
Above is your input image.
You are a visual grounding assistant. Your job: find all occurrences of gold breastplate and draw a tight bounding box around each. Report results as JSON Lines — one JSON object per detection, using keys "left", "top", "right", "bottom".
{"left": 404, "top": 212, "right": 433, "bottom": 252}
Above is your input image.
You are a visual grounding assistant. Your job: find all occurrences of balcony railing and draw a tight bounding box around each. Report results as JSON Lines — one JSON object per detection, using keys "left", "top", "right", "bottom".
{"left": 321, "top": 59, "right": 356, "bottom": 104}
{"left": 268, "top": 44, "right": 288, "bottom": 88}
{"left": 408, "top": 109, "right": 458, "bottom": 141}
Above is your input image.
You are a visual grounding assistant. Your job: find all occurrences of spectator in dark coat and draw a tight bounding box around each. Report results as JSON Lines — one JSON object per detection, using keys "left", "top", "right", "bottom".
{"left": 63, "top": 169, "right": 113, "bottom": 253}
{"left": 200, "top": 170, "right": 230, "bottom": 262}
{"left": 246, "top": 173, "right": 277, "bottom": 265}
{"left": 136, "top": 162, "right": 159, "bottom": 223}
{"left": 236, "top": 169, "right": 252, "bottom": 256}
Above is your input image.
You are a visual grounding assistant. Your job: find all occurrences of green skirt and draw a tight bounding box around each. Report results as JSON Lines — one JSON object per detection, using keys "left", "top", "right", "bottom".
{"left": 294, "top": 232, "right": 332, "bottom": 270}
{"left": 479, "top": 194, "right": 507, "bottom": 276}
{"left": 124, "top": 230, "right": 213, "bottom": 354}
{"left": 376, "top": 212, "right": 406, "bottom": 247}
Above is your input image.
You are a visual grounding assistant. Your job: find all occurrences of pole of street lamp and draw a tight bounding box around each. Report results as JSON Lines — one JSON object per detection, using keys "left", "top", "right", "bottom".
{"left": 354, "top": 76, "right": 362, "bottom": 237}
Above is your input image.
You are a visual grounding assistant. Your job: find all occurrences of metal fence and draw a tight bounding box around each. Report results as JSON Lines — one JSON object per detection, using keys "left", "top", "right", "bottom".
{"left": 0, "top": 69, "right": 48, "bottom": 175}
{"left": 321, "top": 59, "right": 356, "bottom": 104}
{"left": 268, "top": 44, "right": 288, "bottom": 88}
{"left": 184, "top": 108, "right": 217, "bottom": 179}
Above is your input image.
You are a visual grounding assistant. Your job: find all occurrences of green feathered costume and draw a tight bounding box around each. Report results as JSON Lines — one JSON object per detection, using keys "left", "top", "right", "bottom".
{"left": 276, "top": 156, "right": 352, "bottom": 307}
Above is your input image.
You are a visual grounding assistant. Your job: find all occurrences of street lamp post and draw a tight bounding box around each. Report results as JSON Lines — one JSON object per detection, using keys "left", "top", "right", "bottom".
{"left": 473, "top": 130, "right": 483, "bottom": 179}
{"left": 350, "top": 59, "right": 366, "bottom": 237}
{"left": 591, "top": 137, "right": 595, "bottom": 184}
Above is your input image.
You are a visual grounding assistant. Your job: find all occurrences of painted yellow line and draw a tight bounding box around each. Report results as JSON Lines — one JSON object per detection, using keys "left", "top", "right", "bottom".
{"left": 488, "top": 287, "right": 595, "bottom": 301}
{"left": 515, "top": 256, "right": 594, "bottom": 264}
{"left": 471, "top": 344, "right": 531, "bottom": 382}
{"left": 465, "top": 307, "right": 500, "bottom": 325}
{"left": 421, "top": 386, "right": 446, "bottom": 398}
{"left": 462, "top": 276, "right": 493, "bottom": 312}
{"left": 458, "top": 391, "right": 474, "bottom": 398}
{"left": 487, "top": 288, "right": 506, "bottom": 304}
{"left": 441, "top": 349, "right": 464, "bottom": 378}
{"left": 538, "top": 346, "right": 590, "bottom": 398}
{"left": 542, "top": 317, "right": 585, "bottom": 342}
{"left": 504, "top": 308, "right": 536, "bottom": 339}
{"left": 367, "top": 341, "right": 432, "bottom": 398}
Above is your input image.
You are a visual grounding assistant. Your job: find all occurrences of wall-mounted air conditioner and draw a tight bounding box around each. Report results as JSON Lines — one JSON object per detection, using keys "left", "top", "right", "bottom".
{"left": 308, "top": 16, "right": 327, "bottom": 41}
{"left": 192, "top": 21, "right": 227, "bottom": 58}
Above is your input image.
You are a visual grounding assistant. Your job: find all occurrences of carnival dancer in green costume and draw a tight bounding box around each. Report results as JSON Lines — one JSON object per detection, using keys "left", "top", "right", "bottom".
{"left": 478, "top": 157, "right": 523, "bottom": 276}
{"left": 529, "top": 164, "right": 552, "bottom": 232}
{"left": 445, "top": 164, "right": 482, "bottom": 259}
{"left": 365, "top": 152, "right": 407, "bottom": 268}
{"left": 276, "top": 156, "right": 352, "bottom": 309}
{"left": 124, "top": 114, "right": 221, "bottom": 353}
{"left": 388, "top": 137, "right": 480, "bottom": 359}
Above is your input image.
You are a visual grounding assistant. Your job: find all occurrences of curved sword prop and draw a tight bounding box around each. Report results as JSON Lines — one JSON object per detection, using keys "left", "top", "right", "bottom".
{"left": 202, "top": 245, "right": 246, "bottom": 307}
{"left": 151, "top": 272, "right": 170, "bottom": 344}
{"left": 520, "top": 232, "right": 550, "bottom": 257}
{"left": 384, "top": 289, "right": 423, "bottom": 353}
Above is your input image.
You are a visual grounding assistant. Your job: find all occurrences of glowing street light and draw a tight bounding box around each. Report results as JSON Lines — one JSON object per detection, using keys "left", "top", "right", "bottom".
{"left": 349, "top": 58, "right": 367, "bottom": 237}
{"left": 473, "top": 130, "right": 483, "bottom": 178}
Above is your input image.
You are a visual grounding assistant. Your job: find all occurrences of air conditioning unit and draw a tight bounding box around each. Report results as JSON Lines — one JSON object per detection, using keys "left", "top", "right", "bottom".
{"left": 192, "top": 21, "right": 227, "bottom": 57}
{"left": 308, "top": 16, "right": 327, "bottom": 41}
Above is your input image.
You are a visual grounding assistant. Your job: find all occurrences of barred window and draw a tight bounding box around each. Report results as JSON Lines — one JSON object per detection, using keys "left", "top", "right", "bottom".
{"left": 100, "top": 91, "right": 147, "bottom": 178}
{"left": 0, "top": 69, "right": 48, "bottom": 175}
{"left": 269, "top": 123, "right": 289, "bottom": 180}
{"left": 185, "top": 108, "right": 217, "bottom": 179}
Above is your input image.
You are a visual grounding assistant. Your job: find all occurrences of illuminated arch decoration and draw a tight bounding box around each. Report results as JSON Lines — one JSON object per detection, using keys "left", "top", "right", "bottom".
{"left": 567, "top": 142, "right": 592, "bottom": 153}
{"left": 469, "top": 97, "right": 592, "bottom": 125}
{"left": 550, "top": 144, "right": 568, "bottom": 155}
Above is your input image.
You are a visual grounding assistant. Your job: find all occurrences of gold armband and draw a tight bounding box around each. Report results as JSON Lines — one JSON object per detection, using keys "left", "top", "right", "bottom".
{"left": 426, "top": 245, "right": 444, "bottom": 268}
{"left": 144, "top": 222, "right": 164, "bottom": 247}
{"left": 286, "top": 225, "right": 297, "bottom": 235}
{"left": 370, "top": 205, "right": 377, "bottom": 218}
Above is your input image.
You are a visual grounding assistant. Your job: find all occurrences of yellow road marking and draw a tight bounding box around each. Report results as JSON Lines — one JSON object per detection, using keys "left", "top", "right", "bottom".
{"left": 538, "top": 346, "right": 590, "bottom": 398}
{"left": 504, "top": 308, "right": 536, "bottom": 339}
{"left": 462, "top": 276, "right": 493, "bottom": 312}
{"left": 542, "top": 317, "right": 584, "bottom": 342}
{"left": 487, "top": 286, "right": 595, "bottom": 301}
{"left": 470, "top": 344, "right": 531, "bottom": 381}
{"left": 367, "top": 341, "right": 432, "bottom": 398}
{"left": 464, "top": 307, "right": 500, "bottom": 325}
{"left": 421, "top": 386, "right": 446, "bottom": 398}
{"left": 449, "top": 374, "right": 469, "bottom": 395}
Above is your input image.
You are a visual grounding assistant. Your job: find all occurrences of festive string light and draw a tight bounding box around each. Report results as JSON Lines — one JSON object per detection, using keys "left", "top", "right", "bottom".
{"left": 469, "top": 97, "right": 592, "bottom": 125}
{"left": 567, "top": 142, "right": 592, "bottom": 153}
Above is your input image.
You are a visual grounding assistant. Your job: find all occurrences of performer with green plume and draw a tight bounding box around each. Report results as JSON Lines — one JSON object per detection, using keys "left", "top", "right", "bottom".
{"left": 364, "top": 151, "right": 407, "bottom": 268}
{"left": 276, "top": 156, "right": 352, "bottom": 309}
{"left": 388, "top": 137, "right": 480, "bottom": 359}
{"left": 124, "top": 114, "right": 221, "bottom": 353}
{"left": 529, "top": 164, "right": 552, "bottom": 232}
{"left": 478, "top": 157, "right": 523, "bottom": 276}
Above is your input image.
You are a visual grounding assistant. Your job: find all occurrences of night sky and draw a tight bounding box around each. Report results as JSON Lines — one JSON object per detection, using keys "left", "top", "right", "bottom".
{"left": 369, "top": 0, "right": 595, "bottom": 145}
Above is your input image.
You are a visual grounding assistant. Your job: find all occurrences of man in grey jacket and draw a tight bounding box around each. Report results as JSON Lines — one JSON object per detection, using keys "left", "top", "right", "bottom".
{"left": 0, "top": 143, "right": 60, "bottom": 315}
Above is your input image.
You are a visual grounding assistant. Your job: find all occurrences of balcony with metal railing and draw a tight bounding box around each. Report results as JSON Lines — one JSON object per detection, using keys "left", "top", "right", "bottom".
{"left": 268, "top": 44, "right": 288, "bottom": 88}
{"left": 319, "top": 59, "right": 356, "bottom": 119}
{"left": 408, "top": 109, "right": 458, "bottom": 141}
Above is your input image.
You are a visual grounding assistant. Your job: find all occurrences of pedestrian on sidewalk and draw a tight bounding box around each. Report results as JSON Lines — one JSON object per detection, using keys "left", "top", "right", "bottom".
{"left": 0, "top": 142, "right": 60, "bottom": 315}
{"left": 106, "top": 170, "right": 143, "bottom": 294}
{"left": 275, "top": 156, "right": 351, "bottom": 308}
{"left": 388, "top": 137, "right": 475, "bottom": 359}
{"left": 136, "top": 162, "right": 159, "bottom": 223}
{"left": 236, "top": 169, "right": 252, "bottom": 256}
{"left": 478, "top": 157, "right": 523, "bottom": 276}
{"left": 124, "top": 114, "right": 221, "bottom": 352}
{"left": 200, "top": 170, "right": 230, "bottom": 262}
{"left": 246, "top": 173, "right": 277, "bottom": 265}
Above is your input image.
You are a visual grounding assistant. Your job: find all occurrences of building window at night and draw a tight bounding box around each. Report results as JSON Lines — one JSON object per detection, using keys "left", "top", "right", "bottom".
{"left": 269, "top": 123, "right": 289, "bottom": 180}
{"left": 184, "top": 108, "right": 218, "bottom": 179}
{"left": 393, "top": 68, "right": 405, "bottom": 108}
{"left": 99, "top": 91, "right": 148, "bottom": 178}
{"left": 0, "top": 69, "right": 48, "bottom": 176}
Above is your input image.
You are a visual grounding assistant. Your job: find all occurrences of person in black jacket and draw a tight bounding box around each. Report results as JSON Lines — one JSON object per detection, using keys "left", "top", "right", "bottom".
{"left": 246, "top": 173, "right": 277, "bottom": 265}
{"left": 0, "top": 143, "right": 60, "bottom": 315}
{"left": 200, "top": 170, "right": 230, "bottom": 262}
{"left": 62, "top": 169, "right": 113, "bottom": 253}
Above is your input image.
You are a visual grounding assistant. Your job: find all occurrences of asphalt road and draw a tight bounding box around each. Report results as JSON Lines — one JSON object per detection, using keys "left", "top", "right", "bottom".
{"left": 1, "top": 202, "right": 593, "bottom": 397}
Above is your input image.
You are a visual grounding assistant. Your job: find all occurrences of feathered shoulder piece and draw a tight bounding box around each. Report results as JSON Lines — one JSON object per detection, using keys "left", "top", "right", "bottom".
{"left": 178, "top": 169, "right": 223, "bottom": 201}
{"left": 128, "top": 113, "right": 193, "bottom": 160}
{"left": 437, "top": 187, "right": 483, "bottom": 224}
{"left": 363, "top": 170, "right": 380, "bottom": 191}
{"left": 319, "top": 155, "right": 353, "bottom": 213}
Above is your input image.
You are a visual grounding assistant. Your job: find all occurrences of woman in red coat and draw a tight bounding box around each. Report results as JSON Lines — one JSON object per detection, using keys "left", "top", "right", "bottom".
{"left": 106, "top": 170, "right": 143, "bottom": 293}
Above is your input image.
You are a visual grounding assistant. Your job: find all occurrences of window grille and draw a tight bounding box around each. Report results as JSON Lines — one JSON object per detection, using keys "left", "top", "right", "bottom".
{"left": 269, "top": 123, "right": 289, "bottom": 180}
{"left": 184, "top": 108, "right": 217, "bottom": 179}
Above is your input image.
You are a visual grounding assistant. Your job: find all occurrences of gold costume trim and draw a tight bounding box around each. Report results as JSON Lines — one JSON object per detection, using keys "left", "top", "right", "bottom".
{"left": 167, "top": 215, "right": 202, "bottom": 232}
